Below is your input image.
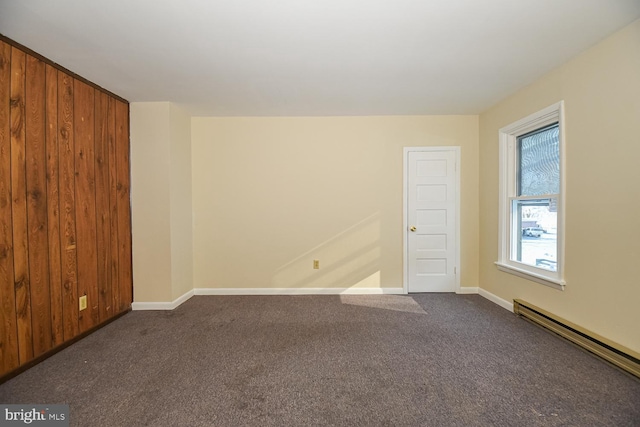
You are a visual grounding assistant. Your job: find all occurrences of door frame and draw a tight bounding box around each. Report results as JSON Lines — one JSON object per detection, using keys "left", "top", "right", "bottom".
{"left": 403, "top": 146, "right": 461, "bottom": 294}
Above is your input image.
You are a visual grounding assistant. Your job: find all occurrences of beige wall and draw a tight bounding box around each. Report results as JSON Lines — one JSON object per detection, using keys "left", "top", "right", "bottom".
{"left": 131, "top": 102, "right": 173, "bottom": 302}
{"left": 131, "top": 102, "right": 193, "bottom": 303}
{"left": 479, "top": 20, "right": 640, "bottom": 352}
{"left": 192, "top": 116, "right": 479, "bottom": 291}
{"left": 169, "top": 104, "right": 194, "bottom": 300}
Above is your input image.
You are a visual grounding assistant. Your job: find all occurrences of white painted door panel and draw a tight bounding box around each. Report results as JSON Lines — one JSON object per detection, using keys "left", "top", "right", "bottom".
{"left": 407, "top": 150, "right": 457, "bottom": 292}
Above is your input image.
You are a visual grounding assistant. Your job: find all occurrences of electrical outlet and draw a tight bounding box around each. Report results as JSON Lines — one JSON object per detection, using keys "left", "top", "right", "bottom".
{"left": 313, "top": 260, "right": 320, "bottom": 269}
{"left": 79, "top": 295, "right": 87, "bottom": 311}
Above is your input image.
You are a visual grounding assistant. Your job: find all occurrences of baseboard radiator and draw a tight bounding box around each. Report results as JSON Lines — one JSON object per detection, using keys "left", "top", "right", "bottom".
{"left": 513, "top": 299, "right": 640, "bottom": 379}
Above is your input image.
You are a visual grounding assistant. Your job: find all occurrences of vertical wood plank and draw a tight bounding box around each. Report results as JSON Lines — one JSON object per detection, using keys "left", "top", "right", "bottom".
{"left": 58, "top": 72, "right": 78, "bottom": 341}
{"left": 45, "top": 64, "right": 63, "bottom": 347}
{"left": 115, "top": 100, "right": 131, "bottom": 312}
{"left": 25, "top": 54, "right": 51, "bottom": 357}
{"left": 10, "top": 47, "right": 34, "bottom": 364}
{"left": 94, "top": 91, "right": 111, "bottom": 322}
{"left": 0, "top": 41, "right": 20, "bottom": 375}
{"left": 107, "top": 97, "right": 119, "bottom": 313}
{"left": 0, "top": 39, "right": 131, "bottom": 378}
{"left": 74, "top": 80, "right": 99, "bottom": 331}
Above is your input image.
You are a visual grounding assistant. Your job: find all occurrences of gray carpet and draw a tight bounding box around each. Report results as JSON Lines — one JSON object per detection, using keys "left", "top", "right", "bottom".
{"left": 1, "top": 294, "right": 639, "bottom": 426}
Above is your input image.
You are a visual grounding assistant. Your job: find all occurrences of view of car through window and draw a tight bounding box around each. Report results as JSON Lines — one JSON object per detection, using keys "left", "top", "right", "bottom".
{"left": 522, "top": 227, "right": 543, "bottom": 237}
{"left": 513, "top": 123, "right": 559, "bottom": 272}
{"left": 519, "top": 205, "right": 557, "bottom": 271}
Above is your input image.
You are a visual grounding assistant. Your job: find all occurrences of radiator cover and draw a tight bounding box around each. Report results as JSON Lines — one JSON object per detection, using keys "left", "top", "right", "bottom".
{"left": 513, "top": 299, "right": 640, "bottom": 379}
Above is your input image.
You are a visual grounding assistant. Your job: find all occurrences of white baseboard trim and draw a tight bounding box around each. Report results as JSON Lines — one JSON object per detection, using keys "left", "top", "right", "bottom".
{"left": 478, "top": 288, "right": 513, "bottom": 312}
{"left": 456, "top": 287, "right": 479, "bottom": 294}
{"left": 133, "top": 287, "right": 517, "bottom": 312}
{"left": 132, "top": 287, "right": 513, "bottom": 313}
{"left": 132, "top": 289, "right": 194, "bottom": 311}
{"left": 132, "top": 287, "right": 405, "bottom": 310}
{"left": 194, "top": 287, "right": 405, "bottom": 296}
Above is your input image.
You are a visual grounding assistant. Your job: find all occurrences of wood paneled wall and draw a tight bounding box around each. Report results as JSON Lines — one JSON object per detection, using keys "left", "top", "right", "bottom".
{"left": 0, "top": 38, "right": 132, "bottom": 378}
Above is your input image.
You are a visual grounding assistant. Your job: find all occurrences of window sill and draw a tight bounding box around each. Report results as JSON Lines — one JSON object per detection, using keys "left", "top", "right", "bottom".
{"left": 494, "top": 262, "right": 565, "bottom": 291}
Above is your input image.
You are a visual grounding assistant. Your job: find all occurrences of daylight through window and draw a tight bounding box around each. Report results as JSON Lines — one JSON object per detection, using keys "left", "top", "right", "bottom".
{"left": 496, "top": 102, "right": 565, "bottom": 289}
{"left": 513, "top": 124, "right": 559, "bottom": 271}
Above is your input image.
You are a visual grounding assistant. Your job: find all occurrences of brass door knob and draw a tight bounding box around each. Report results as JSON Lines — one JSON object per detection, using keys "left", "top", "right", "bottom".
{"left": 410, "top": 226, "right": 417, "bottom": 232}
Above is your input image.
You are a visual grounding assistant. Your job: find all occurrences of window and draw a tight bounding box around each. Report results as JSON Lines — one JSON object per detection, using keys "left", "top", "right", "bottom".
{"left": 496, "top": 102, "right": 565, "bottom": 289}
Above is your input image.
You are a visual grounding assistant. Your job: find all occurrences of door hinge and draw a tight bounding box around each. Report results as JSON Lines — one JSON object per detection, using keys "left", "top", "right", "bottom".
{"left": 454, "top": 267, "right": 457, "bottom": 275}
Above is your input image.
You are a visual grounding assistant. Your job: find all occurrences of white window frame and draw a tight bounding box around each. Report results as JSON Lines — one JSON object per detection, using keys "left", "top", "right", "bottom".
{"left": 496, "top": 101, "right": 566, "bottom": 290}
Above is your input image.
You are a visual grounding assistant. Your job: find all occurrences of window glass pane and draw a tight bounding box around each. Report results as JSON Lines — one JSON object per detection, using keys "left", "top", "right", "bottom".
{"left": 517, "top": 124, "right": 559, "bottom": 196}
{"left": 512, "top": 199, "right": 557, "bottom": 271}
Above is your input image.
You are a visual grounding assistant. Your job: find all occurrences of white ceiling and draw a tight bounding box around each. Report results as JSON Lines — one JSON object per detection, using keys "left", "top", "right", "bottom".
{"left": 1, "top": 1, "right": 639, "bottom": 116}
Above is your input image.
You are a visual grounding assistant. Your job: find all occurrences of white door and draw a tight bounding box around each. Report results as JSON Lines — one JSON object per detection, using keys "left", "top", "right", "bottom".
{"left": 405, "top": 148, "right": 458, "bottom": 293}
